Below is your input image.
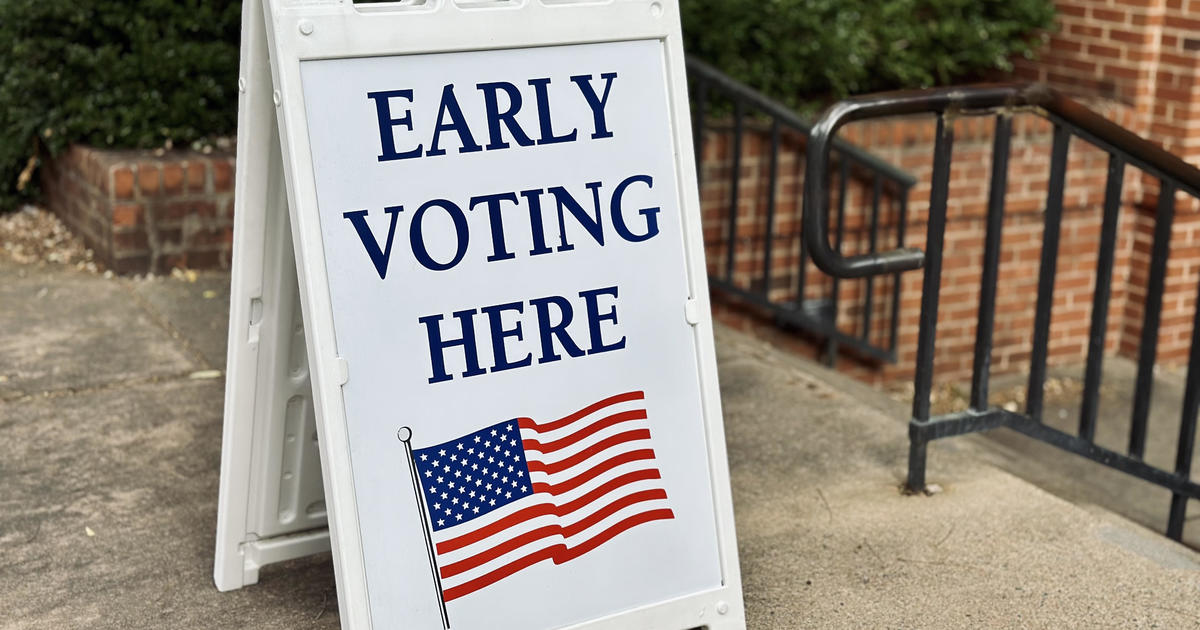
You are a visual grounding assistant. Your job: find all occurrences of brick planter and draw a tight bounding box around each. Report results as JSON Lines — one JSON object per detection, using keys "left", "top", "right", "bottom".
{"left": 40, "top": 146, "right": 235, "bottom": 274}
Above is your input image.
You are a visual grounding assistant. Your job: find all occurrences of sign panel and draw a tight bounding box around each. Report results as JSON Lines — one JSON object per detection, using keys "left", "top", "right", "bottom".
{"left": 300, "top": 40, "right": 722, "bottom": 628}
{"left": 228, "top": 1, "right": 746, "bottom": 628}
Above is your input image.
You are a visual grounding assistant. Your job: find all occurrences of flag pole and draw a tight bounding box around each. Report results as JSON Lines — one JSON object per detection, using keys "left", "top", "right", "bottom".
{"left": 397, "top": 426, "right": 451, "bottom": 629}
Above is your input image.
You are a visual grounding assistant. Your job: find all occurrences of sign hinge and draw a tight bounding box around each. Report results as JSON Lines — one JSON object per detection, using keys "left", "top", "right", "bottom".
{"left": 684, "top": 297, "right": 700, "bottom": 326}
{"left": 334, "top": 357, "right": 349, "bottom": 385}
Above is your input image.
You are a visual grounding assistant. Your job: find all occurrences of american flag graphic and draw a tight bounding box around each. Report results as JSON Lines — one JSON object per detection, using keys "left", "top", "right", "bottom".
{"left": 410, "top": 390, "right": 674, "bottom": 603}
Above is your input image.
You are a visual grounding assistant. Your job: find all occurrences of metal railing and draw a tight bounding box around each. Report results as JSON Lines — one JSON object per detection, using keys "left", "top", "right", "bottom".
{"left": 804, "top": 83, "right": 1200, "bottom": 541}
{"left": 686, "top": 57, "right": 916, "bottom": 365}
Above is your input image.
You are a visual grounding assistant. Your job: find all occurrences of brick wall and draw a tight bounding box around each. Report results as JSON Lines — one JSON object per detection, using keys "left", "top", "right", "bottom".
{"left": 40, "top": 146, "right": 235, "bottom": 274}
{"left": 1013, "top": 0, "right": 1200, "bottom": 164}
{"left": 704, "top": 0, "right": 1200, "bottom": 387}
{"left": 703, "top": 97, "right": 1200, "bottom": 388}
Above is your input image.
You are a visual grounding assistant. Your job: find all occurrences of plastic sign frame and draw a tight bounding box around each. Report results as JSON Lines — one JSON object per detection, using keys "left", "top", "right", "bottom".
{"left": 240, "top": 0, "right": 745, "bottom": 628}
{"left": 214, "top": 0, "right": 332, "bottom": 594}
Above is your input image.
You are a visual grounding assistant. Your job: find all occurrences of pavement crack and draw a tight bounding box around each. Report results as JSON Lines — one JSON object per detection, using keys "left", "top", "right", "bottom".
{"left": 19, "top": 521, "right": 43, "bottom": 545}
{"left": 816, "top": 487, "right": 833, "bottom": 523}
{"left": 313, "top": 590, "right": 330, "bottom": 621}
{"left": 117, "top": 279, "right": 214, "bottom": 371}
{"left": 1147, "top": 603, "right": 1196, "bottom": 621}
{"left": 895, "top": 556, "right": 989, "bottom": 571}
{"left": 0, "top": 369, "right": 221, "bottom": 404}
{"left": 862, "top": 539, "right": 886, "bottom": 568}
{"left": 933, "top": 523, "right": 956, "bottom": 548}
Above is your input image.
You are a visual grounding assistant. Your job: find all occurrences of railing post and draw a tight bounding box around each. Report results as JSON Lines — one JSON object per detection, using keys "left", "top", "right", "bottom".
{"left": 796, "top": 147, "right": 810, "bottom": 310}
{"left": 724, "top": 99, "right": 744, "bottom": 284}
{"left": 1078, "top": 154, "right": 1125, "bottom": 440}
{"left": 825, "top": 158, "right": 850, "bottom": 367}
{"left": 969, "top": 114, "right": 1013, "bottom": 411}
{"left": 1168, "top": 248, "right": 1200, "bottom": 540}
{"left": 761, "top": 120, "right": 780, "bottom": 298}
{"left": 888, "top": 191, "right": 910, "bottom": 357}
{"left": 907, "top": 430, "right": 929, "bottom": 492}
{"left": 862, "top": 175, "right": 882, "bottom": 341}
{"left": 692, "top": 77, "right": 708, "bottom": 188}
{"left": 1129, "top": 182, "right": 1176, "bottom": 456}
{"left": 1026, "top": 125, "right": 1070, "bottom": 422}
{"left": 907, "top": 114, "right": 954, "bottom": 492}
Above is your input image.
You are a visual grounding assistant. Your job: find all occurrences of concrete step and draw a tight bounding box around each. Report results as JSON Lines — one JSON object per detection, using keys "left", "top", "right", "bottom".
{"left": 716, "top": 327, "right": 1200, "bottom": 628}
{"left": 969, "top": 358, "right": 1200, "bottom": 550}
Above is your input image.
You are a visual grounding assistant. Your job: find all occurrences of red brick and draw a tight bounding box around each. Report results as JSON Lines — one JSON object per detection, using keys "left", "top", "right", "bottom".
{"left": 186, "top": 161, "right": 207, "bottom": 193}
{"left": 1158, "top": 52, "right": 1200, "bottom": 69}
{"left": 1091, "top": 7, "right": 1130, "bottom": 22}
{"left": 1104, "top": 64, "right": 1143, "bottom": 80}
{"left": 161, "top": 200, "right": 218, "bottom": 221}
{"left": 213, "top": 159, "right": 233, "bottom": 192}
{"left": 1165, "top": 15, "right": 1200, "bottom": 30}
{"left": 162, "top": 163, "right": 184, "bottom": 194}
{"left": 1062, "top": 58, "right": 1100, "bottom": 74}
{"left": 1068, "top": 23, "right": 1105, "bottom": 39}
{"left": 112, "top": 203, "right": 143, "bottom": 228}
{"left": 1059, "top": 3, "right": 1087, "bottom": 17}
{"left": 112, "top": 167, "right": 134, "bottom": 200}
{"left": 1050, "top": 38, "right": 1085, "bottom": 54}
{"left": 1086, "top": 43, "right": 1123, "bottom": 59}
{"left": 137, "top": 164, "right": 160, "bottom": 195}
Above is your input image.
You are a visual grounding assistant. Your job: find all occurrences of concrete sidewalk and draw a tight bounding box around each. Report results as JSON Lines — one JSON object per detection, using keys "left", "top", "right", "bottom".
{"left": 2, "top": 258, "right": 1199, "bottom": 629}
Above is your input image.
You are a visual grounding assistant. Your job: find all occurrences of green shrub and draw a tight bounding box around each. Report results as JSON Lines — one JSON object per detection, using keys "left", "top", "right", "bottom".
{"left": 0, "top": 0, "right": 1054, "bottom": 210}
{"left": 0, "top": 0, "right": 241, "bottom": 210}
{"left": 681, "top": 0, "right": 1055, "bottom": 109}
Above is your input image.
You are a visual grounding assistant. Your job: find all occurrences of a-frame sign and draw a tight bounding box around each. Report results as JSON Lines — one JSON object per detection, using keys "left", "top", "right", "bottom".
{"left": 214, "top": 1, "right": 745, "bottom": 628}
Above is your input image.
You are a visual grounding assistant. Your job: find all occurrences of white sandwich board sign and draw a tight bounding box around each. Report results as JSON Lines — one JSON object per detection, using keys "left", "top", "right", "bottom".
{"left": 214, "top": 1, "right": 745, "bottom": 629}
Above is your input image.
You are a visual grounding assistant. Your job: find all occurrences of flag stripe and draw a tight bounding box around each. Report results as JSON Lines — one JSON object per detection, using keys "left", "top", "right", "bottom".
{"left": 555, "top": 469, "right": 661, "bottom": 516}
{"left": 517, "top": 390, "right": 645, "bottom": 433}
{"left": 556, "top": 508, "right": 675, "bottom": 563}
{"left": 436, "top": 503, "right": 554, "bottom": 555}
{"left": 525, "top": 429, "right": 650, "bottom": 474}
{"left": 530, "top": 449, "right": 657, "bottom": 495}
{"left": 435, "top": 468, "right": 663, "bottom": 554}
{"left": 442, "top": 545, "right": 559, "bottom": 603}
{"left": 560, "top": 489, "right": 668, "bottom": 538}
{"left": 441, "top": 507, "right": 675, "bottom": 603}
{"left": 523, "top": 409, "right": 648, "bottom": 454}
{"left": 439, "top": 489, "right": 668, "bottom": 579}
{"left": 440, "top": 523, "right": 559, "bottom": 579}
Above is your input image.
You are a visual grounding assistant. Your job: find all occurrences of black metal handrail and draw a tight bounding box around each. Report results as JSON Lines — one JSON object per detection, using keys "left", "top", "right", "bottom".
{"left": 805, "top": 83, "right": 1200, "bottom": 278}
{"left": 688, "top": 57, "right": 918, "bottom": 188}
{"left": 803, "top": 82, "right": 1200, "bottom": 541}
{"left": 687, "top": 57, "right": 916, "bottom": 365}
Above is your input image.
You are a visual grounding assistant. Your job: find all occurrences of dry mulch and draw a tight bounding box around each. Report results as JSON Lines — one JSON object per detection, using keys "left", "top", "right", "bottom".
{"left": 1, "top": 205, "right": 103, "bottom": 273}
